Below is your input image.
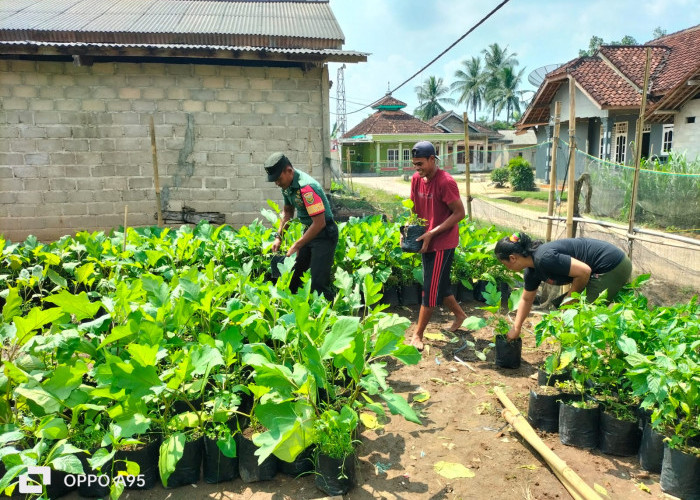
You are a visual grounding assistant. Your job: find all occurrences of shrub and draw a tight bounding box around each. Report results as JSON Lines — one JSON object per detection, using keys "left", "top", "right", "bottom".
{"left": 508, "top": 157, "right": 536, "bottom": 191}
{"left": 490, "top": 167, "right": 509, "bottom": 187}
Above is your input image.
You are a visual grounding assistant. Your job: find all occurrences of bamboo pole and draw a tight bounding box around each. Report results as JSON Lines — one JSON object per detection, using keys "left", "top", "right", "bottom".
{"left": 149, "top": 116, "right": 163, "bottom": 227}
{"left": 566, "top": 76, "right": 577, "bottom": 238}
{"left": 627, "top": 47, "right": 652, "bottom": 257}
{"left": 463, "top": 112, "right": 472, "bottom": 219}
{"left": 493, "top": 387, "right": 602, "bottom": 500}
{"left": 123, "top": 205, "right": 128, "bottom": 252}
{"left": 546, "top": 101, "right": 562, "bottom": 242}
{"left": 345, "top": 147, "right": 354, "bottom": 193}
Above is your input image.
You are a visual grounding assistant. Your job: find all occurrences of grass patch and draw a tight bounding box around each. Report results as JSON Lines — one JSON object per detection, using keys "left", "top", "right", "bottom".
{"left": 511, "top": 190, "right": 567, "bottom": 202}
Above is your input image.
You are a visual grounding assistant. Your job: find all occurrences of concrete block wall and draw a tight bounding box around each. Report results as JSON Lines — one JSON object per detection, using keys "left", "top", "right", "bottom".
{"left": 0, "top": 59, "right": 327, "bottom": 242}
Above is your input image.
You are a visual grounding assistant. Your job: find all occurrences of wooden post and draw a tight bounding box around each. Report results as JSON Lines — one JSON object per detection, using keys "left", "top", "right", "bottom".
{"left": 566, "top": 76, "right": 577, "bottom": 238}
{"left": 149, "top": 116, "right": 163, "bottom": 227}
{"left": 345, "top": 147, "right": 354, "bottom": 193}
{"left": 627, "top": 48, "right": 652, "bottom": 257}
{"left": 463, "top": 112, "right": 472, "bottom": 220}
{"left": 123, "top": 205, "right": 128, "bottom": 252}
{"left": 546, "top": 101, "right": 562, "bottom": 242}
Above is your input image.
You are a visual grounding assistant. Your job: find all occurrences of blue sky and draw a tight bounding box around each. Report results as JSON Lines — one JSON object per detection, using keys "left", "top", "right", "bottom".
{"left": 327, "top": 0, "right": 700, "bottom": 131}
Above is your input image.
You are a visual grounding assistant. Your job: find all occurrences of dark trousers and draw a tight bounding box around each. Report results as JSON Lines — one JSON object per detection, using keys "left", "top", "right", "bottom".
{"left": 290, "top": 221, "right": 338, "bottom": 300}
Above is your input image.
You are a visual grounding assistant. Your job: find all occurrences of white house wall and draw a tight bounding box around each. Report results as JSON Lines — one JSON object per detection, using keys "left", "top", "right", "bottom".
{"left": 673, "top": 97, "right": 700, "bottom": 161}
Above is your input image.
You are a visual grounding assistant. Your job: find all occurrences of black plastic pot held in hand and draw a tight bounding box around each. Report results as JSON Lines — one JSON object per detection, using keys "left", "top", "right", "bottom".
{"left": 495, "top": 335, "right": 521, "bottom": 369}
{"left": 400, "top": 225, "right": 426, "bottom": 253}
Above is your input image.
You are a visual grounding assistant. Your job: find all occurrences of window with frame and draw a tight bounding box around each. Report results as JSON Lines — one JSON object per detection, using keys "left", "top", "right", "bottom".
{"left": 457, "top": 147, "right": 465, "bottom": 164}
{"left": 613, "top": 122, "right": 628, "bottom": 164}
{"left": 662, "top": 124, "right": 673, "bottom": 155}
{"left": 487, "top": 145, "right": 493, "bottom": 164}
{"left": 387, "top": 149, "right": 399, "bottom": 168}
{"left": 599, "top": 124, "right": 605, "bottom": 159}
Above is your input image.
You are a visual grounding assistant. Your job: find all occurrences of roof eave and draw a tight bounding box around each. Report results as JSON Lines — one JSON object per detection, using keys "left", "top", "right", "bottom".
{"left": 0, "top": 41, "right": 368, "bottom": 64}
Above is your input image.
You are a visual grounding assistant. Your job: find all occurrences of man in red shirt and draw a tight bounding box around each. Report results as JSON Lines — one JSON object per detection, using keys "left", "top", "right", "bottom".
{"left": 409, "top": 141, "right": 467, "bottom": 350}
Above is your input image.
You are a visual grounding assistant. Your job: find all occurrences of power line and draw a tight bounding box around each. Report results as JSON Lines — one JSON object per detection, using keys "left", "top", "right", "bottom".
{"left": 345, "top": 0, "right": 512, "bottom": 115}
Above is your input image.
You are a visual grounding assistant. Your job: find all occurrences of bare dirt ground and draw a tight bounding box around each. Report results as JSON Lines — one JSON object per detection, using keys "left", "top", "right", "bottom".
{"left": 61, "top": 296, "right": 694, "bottom": 500}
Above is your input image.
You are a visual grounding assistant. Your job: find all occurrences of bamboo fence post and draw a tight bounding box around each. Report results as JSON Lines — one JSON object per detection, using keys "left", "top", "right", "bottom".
{"left": 546, "top": 101, "right": 562, "bottom": 242}
{"left": 123, "top": 205, "right": 128, "bottom": 252}
{"left": 566, "top": 76, "right": 577, "bottom": 238}
{"left": 345, "top": 147, "right": 354, "bottom": 193}
{"left": 149, "top": 116, "right": 163, "bottom": 227}
{"left": 463, "top": 112, "right": 472, "bottom": 219}
{"left": 627, "top": 47, "right": 652, "bottom": 258}
{"left": 493, "top": 387, "right": 602, "bottom": 500}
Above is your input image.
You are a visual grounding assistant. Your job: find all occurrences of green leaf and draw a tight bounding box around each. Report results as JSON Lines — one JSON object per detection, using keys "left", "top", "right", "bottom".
{"left": 558, "top": 347, "right": 577, "bottom": 371}
{"left": 253, "top": 400, "right": 315, "bottom": 464}
{"left": 391, "top": 344, "right": 421, "bottom": 365}
{"left": 380, "top": 391, "right": 421, "bottom": 424}
{"left": 159, "top": 433, "right": 186, "bottom": 487}
{"left": 15, "top": 386, "right": 60, "bottom": 415}
{"left": 217, "top": 434, "right": 237, "bottom": 458}
{"left": 44, "top": 291, "right": 101, "bottom": 321}
{"left": 461, "top": 316, "right": 487, "bottom": 331}
{"left": 98, "top": 325, "right": 135, "bottom": 349}
{"left": 126, "top": 344, "right": 159, "bottom": 368}
{"left": 51, "top": 453, "right": 84, "bottom": 474}
{"left": 87, "top": 448, "right": 115, "bottom": 471}
{"left": 319, "top": 317, "right": 359, "bottom": 359}
{"left": 43, "top": 361, "right": 88, "bottom": 400}
{"left": 13, "top": 307, "right": 64, "bottom": 344}
{"left": 616, "top": 335, "right": 638, "bottom": 356}
{"left": 36, "top": 417, "right": 69, "bottom": 440}
{"left": 1, "top": 287, "right": 21, "bottom": 322}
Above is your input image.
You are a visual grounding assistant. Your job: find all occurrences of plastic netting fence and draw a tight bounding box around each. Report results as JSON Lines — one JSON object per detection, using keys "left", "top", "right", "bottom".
{"left": 580, "top": 150, "right": 700, "bottom": 230}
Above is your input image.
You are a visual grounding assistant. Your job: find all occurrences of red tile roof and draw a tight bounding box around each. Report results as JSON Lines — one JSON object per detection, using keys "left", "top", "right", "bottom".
{"left": 598, "top": 46, "right": 668, "bottom": 90}
{"left": 569, "top": 58, "right": 640, "bottom": 107}
{"left": 518, "top": 23, "right": 700, "bottom": 129}
{"left": 342, "top": 110, "right": 441, "bottom": 137}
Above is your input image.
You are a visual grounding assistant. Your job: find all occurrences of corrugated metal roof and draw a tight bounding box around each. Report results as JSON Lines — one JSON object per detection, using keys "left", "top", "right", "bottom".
{"left": 0, "top": 39, "right": 367, "bottom": 63}
{"left": 0, "top": 0, "right": 345, "bottom": 42}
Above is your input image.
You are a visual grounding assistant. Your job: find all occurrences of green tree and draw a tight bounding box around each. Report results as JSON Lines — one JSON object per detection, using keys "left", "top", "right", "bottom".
{"left": 450, "top": 56, "right": 485, "bottom": 122}
{"left": 579, "top": 34, "right": 637, "bottom": 56}
{"left": 652, "top": 26, "right": 667, "bottom": 39}
{"left": 486, "top": 66, "right": 525, "bottom": 125}
{"left": 481, "top": 43, "right": 519, "bottom": 122}
{"left": 414, "top": 76, "right": 453, "bottom": 120}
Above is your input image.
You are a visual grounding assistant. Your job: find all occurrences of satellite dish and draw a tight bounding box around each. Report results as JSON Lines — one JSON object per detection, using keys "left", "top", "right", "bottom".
{"left": 528, "top": 63, "right": 563, "bottom": 87}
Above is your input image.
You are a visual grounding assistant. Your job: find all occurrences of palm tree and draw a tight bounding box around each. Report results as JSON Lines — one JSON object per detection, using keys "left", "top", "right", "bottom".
{"left": 414, "top": 76, "right": 454, "bottom": 121}
{"left": 481, "top": 43, "right": 519, "bottom": 121}
{"left": 450, "top": 56, "right": 485, "bottom": 123}
{"left": 486, "top": 66, "right": 525, "bottom": 124}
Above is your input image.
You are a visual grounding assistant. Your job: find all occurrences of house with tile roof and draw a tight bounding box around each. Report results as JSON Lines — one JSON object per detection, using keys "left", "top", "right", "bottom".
{"left": 339, "top": 94, "right": 507, "bottom": 174}
{"left": 0, "top": 0, "right": 366, "bottom": 241}
{"left": 517, "top": 24, "right": 700, "bottom": 180}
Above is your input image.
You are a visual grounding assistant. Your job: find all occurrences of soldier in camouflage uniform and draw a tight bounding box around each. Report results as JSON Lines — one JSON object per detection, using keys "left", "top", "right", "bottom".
{"left": 265, "top": 152, "right": 338, "bottom": 300}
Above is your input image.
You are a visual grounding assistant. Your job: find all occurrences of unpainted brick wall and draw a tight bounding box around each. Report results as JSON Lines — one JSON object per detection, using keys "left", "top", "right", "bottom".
{"left": 0, "top": 59, "right": 327, "bottom": 241}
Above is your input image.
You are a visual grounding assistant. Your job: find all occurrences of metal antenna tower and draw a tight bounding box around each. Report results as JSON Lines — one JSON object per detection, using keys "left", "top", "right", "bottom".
{"left": 336, "top": 64, "right": 347, "bottom": 137}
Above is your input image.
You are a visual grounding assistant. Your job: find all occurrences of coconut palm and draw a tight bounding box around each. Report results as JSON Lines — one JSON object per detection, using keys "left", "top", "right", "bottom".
{"left": 450, "top": 56, "right": 485, "bottom": 123}
{"left": 414, "top": 76, "right": 454, "bottom": 121}
{"left": 486, "top": 66, "right": 526, "bottom": 124}
{"left": 482, "top": 43, "right": 519, "bottom": 121}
